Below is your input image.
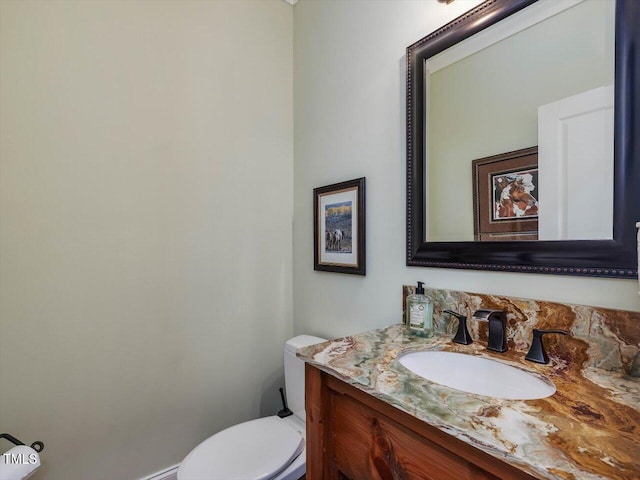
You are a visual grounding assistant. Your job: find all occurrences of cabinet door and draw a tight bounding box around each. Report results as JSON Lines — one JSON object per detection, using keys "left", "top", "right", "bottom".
{"left": 330, "top": 389, "right": 498, "bottom": 480}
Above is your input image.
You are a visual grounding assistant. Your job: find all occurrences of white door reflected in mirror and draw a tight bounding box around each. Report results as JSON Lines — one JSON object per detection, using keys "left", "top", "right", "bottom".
{"left": 538, "top": 86, "right": 614, "bottom": 240}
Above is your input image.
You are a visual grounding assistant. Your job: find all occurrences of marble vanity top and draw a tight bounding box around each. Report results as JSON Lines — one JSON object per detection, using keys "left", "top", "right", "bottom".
{"left": 298, "top": 324, "right": 640, "bottom": 480}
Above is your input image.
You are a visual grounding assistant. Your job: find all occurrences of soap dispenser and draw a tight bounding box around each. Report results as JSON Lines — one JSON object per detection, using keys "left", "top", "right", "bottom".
{"left": 405, "top": 281, "right": 434, "bottom": 337}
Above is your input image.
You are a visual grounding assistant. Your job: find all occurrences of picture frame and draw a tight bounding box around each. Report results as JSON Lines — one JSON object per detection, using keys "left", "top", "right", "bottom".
{"left": 314, "top": 177, "right": 366, "bottom": 275}
{"left": 472, "top": 147, "right": 538, "bottom": 242}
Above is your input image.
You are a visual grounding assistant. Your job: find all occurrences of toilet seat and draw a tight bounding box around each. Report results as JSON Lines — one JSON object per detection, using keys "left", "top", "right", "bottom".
{"left": 177, "top": 416, "right": 304, "bottom": 480}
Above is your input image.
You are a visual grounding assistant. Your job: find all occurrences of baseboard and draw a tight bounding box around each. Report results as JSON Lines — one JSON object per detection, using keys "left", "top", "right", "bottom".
{"left": 137, "top": 464, "right": 179, "bottom": 480}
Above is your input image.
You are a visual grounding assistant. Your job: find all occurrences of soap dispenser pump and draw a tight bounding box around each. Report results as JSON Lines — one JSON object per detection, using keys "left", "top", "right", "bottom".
{"left": 405, "top": 281, "right": 434, "bottom": 337}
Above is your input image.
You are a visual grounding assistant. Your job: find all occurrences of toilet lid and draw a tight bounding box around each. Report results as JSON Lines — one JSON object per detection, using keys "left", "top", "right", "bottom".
{"left": 178, "top": 416, "right": 304, "bottom": 480}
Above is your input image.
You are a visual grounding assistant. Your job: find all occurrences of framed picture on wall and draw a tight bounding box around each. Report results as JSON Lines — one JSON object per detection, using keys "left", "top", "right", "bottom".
{"left": 313, "top": 177, "right": 366, "bottom": 275}
{"left": 472, "top": 147, "right": 539, "bottom": 242}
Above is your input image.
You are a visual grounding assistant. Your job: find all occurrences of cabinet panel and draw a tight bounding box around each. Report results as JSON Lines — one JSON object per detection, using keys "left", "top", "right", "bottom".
{"left": 331, "top": 388, "right": 497, "bottom": 480}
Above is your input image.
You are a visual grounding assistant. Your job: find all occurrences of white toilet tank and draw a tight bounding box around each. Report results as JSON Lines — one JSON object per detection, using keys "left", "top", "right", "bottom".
{"left": 284, "top": 335, "right": 326, "bottom": 420}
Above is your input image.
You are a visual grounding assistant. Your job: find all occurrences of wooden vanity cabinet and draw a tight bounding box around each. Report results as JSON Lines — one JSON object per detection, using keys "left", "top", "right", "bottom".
{"left": 305, "top": 364, "right": 536, "bottom": 480}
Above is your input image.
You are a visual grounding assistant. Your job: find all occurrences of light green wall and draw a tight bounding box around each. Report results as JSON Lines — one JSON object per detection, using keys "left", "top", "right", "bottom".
{"left": 0, "top": 1, "right": 293, "bottom": 479}
{"left": 293, "top": 0, "right": 639, "bottom": 343}
{"left": 427, "top": 0, "right": 614, "bottom": 241}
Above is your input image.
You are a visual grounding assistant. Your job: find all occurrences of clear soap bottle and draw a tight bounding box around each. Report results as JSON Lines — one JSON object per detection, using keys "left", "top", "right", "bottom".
{"left": 406, "top": 281, "right": 434, "bottom": 337}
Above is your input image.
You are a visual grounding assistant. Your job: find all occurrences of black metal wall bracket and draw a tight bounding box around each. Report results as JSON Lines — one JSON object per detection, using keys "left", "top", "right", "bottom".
{"left": 0, "top": 433, "right": 44, "bottom": 453}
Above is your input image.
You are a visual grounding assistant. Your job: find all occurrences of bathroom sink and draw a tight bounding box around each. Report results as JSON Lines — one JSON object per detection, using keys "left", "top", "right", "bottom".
{"left": 398, "top": 351, "right": 555, "bottom": 400}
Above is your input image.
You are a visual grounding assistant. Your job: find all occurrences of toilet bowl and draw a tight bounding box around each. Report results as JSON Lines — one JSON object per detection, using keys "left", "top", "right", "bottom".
{"left": 177, "top": 335, "right": 326, "bottom": 480}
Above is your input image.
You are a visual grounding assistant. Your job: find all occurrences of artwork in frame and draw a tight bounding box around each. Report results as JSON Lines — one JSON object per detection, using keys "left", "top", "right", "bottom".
{"left": 472, "top": 147, "right": 539, "bottom": 242}
{"left": 314, "top": 177, "right": 366, "bottom": 275}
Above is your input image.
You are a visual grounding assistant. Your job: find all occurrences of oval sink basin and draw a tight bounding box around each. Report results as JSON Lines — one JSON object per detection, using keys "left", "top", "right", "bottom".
{"left": 398, "top": 351, "right": 555, "bottom": 400}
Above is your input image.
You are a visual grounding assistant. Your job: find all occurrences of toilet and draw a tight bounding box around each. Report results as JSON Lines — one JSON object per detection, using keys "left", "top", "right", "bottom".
{"left": 177, "top": 335, "right": 326, "bottom": 480}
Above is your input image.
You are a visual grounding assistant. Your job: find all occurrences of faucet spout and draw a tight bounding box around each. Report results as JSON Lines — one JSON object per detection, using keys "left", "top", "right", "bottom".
{"left": 472, "top": 309, "right": 496, "bottom": 320}
{"left": 472, "top": 310, "right": 508, "bottom": 353}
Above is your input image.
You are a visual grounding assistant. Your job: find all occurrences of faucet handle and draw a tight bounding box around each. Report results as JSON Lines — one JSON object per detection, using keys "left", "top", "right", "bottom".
{"left": 444, "top": 310, "right": 472, "bottom": 345}
{"left": 525, "top": 329, "right": 568, "bottom": 364}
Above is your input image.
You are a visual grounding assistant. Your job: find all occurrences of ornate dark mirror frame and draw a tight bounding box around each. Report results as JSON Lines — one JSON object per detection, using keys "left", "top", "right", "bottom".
{"left": 406, "top": 0, "right": 639, "bottom": 278}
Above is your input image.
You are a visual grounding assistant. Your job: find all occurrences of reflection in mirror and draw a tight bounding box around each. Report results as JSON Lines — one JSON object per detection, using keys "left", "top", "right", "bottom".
{"left": 406, "top": 0, "right": 639, "bottom": 277}
{"left": 425, "top": 0, "right": 614, "bottom": 242}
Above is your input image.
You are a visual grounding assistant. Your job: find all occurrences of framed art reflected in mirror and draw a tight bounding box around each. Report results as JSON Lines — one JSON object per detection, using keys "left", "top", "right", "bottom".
{"left": 472, "top": 147, "right": 538, "bottom": 242}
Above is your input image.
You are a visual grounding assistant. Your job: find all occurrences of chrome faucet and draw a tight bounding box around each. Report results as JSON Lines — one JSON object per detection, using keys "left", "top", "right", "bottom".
{"left": 472, "top": 309, "right": 508, "bottom": 353}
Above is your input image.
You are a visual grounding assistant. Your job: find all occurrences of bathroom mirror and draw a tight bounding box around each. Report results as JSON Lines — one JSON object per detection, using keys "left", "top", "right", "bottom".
{"left": 406, "top": 0, "right": 639, "bottom": 277}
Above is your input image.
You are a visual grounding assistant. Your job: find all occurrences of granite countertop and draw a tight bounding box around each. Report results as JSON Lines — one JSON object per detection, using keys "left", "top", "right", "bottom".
{"left": 298, "top": 324, "right": 640, "bottom": 480}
